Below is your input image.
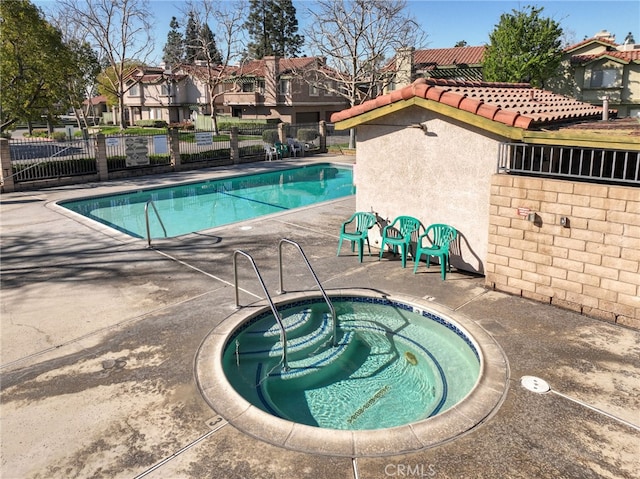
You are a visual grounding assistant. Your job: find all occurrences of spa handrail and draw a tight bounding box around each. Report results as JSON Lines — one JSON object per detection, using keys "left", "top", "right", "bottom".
{"left": 145, "top": 199, "right": 167, "bottom": 247}
{"left": 278, "top": 238, "right": 337, "bottom": 347}
{"left": 233, "top": 250, "right": 289, "bottom": 371}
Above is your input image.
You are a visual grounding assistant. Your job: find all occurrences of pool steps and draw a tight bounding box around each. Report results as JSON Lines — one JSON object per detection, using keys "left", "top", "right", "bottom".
{"left": 237, "top": 310, "right": 334, "bottom": 360}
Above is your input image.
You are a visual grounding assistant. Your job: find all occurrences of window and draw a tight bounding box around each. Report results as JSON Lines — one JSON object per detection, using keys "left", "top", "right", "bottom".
{"left": 242, "top": 82, "right": 254, "bottom": 93}
{"left": 128, "top": 83, "right": 140, "bottom": 96}
{"left": 279, "top": 79, "right": 291, "bottom": 95}
{"left": 309, "top": 83, "right": 319, "bottom": 96}
{"left": 590, "top": 67, "right": 619, "bottom": 88}
{"left": 161, "top": 84, "right": 170, "bottom": 96}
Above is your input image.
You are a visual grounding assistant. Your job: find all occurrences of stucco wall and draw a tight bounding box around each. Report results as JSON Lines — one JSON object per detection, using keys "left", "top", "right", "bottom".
{"left": 354, "top": 107, "right": 503, "bottom": 274}
{"left": 486, "top": 175, "right": 640, "bottom": 329}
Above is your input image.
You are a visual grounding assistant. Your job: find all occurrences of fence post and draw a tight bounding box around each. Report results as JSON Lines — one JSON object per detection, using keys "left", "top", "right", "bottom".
{"left": 319, "top": 121, "right": 327, "bottom": 153}
{"left": 169, "top": 128, "right": 181, "bottom": 169}
{"left": 95, "top": 133, "right": 109, "bottom": 182}
{"left": 278, "top": 123, "right": 287, "bottom": 143}
{"left": 230, "top": 126, "right": 240, "bottom": 164}
{"left": 0, "top": 138, "right": 15, "bottom": 192}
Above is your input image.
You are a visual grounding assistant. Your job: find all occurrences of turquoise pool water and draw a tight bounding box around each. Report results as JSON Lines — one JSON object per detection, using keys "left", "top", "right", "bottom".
{"left": 222, "top": 297, "right": 480, "bottom": 430}
{"left": 60, "top": 164, "right": 354, "bottom": 239}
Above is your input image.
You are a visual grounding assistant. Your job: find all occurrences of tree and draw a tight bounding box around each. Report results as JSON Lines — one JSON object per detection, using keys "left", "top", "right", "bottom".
{"left": 0, "top": 0, "right": 74, "bottom": 132}
{"left": 180, "top": 0, "right": 248, "bottom": 134}
{"left": 65, "top": 39, "right": 102, "bottom": 128}
{"left": 454, "top": 40, "right": 468, "bottom": 47}
{"left": 184, "top": 11, "right": 200, "bottom": 64}
{"left": 304, "top": 0, "right": 426, "bottom": 148}
{"left": 483, "top": 5, "right": 563, "bottom": 87}
{"left": 197, "top": 24, "right": 223, "bottom": 64}
{"left": 46, "top": 9, "right": 102, "bottom": 129}
{"left": 54, "top": 0, "right": 155, "bottom": 129}
{"left": 245, "top": 0, "right": 303, "bottom": 59}
{"left": 95, "top": 61, "right": 144, "bottom": 111}
{"left": 163, "top": 17, "right": 184, "bottom": 66}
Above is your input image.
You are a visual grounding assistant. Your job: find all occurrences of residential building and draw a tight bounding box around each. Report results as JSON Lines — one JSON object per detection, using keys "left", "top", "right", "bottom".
{"left": 549, "top": 30, "right": 640, "bottom": 117}
{"left": 118, "top": 57, "right": 349, "bottom": 127}
{"left": 220, "top": 56, "right": 349, "bottom": 123}
{"left": 386, "top": 46, "right": 486, "bottom": 91}
{"left": 119, "top": 65, "right": 208, "bottom": 126}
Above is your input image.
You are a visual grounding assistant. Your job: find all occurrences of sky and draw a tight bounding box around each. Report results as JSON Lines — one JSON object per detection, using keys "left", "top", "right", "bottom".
{"left": 36, "top": 0, "right": 640, "bottom": 64}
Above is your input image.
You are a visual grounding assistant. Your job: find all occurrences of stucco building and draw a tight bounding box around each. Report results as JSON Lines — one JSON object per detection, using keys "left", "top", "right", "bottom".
{"left": 331, "top": 78, "right": 640, "bottom": 328}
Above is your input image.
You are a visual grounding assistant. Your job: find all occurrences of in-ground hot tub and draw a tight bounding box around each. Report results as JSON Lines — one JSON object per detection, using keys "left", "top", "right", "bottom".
{"left": 195, "top": 289, "right": 509, "bottom": 457}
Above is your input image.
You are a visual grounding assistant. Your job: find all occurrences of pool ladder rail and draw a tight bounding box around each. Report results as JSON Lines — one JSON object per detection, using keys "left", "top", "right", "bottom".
{"left": 233, "top": 239, "right": 338, "bottom": 372}
{"left": 145, "top": 199, "right": 167, "bottom": 247}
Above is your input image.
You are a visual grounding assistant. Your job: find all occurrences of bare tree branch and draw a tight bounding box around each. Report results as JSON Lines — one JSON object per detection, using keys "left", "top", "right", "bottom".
{"left": 179, "top": 0, "right": 249, "bottom": 134}
{"left": 54, "top": 0, "right": 155, "bottom": 128}
{"left": 302, "top": 0, "right": 426, "bottom": 147}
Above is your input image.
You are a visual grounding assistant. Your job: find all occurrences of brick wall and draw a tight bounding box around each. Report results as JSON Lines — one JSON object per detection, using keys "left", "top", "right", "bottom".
{"left": 486, "top": 174, "right": 640, "bottom": 329}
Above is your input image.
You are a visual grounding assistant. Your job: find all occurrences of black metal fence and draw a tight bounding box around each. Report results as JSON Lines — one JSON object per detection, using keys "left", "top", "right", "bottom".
{"left": 4, "top": 122, "right": 328, "bottom": 185}
{"left": 8, "top": 137, "right": 97, "bottom": 182}
{"left": 498, "top": 143, "right": 640, "bottom": 186}
{"left": 105, "top": 132, "right": 171, "bottom": 171}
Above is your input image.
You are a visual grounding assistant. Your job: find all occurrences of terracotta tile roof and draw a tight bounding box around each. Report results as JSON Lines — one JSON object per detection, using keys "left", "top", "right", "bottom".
{"left": 84, "top": 95, "right": 107, "bottom": 106}
{"left": 330, "top": 78, "right": 605, "bottom": 130}
{"left": 385, "top": 46, "right": 485, "bottom": 71}
{"left": 413, "top": 46, "right": 486, "bottom": 67}
{"left": 234, "top": 56, "right": 319, "bottom": 77}
{"left": 564, "top": 37, "right": 618, "bottom": 53}
{"left": 571, "top": 49, "right": 640, "bottom": 64}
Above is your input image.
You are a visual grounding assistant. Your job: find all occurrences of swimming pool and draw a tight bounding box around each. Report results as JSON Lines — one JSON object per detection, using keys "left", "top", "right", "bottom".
{"left": 59, "top": 163, "right": 354, "bottom": 239}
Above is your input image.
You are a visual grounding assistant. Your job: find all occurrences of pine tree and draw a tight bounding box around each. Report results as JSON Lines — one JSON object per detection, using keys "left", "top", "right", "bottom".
{"left": 184, "top": 11, "right": 222, "bottom": 65}
{"left": 184, "top": 11, "right": 200, "bottom": 64}
{"left": 162, "top": 17, "right": 184, "bottom": 66}
{"left": 245, "top": 0, "right": 303, "bottom": 59}
{"left": 197, "top": 24, "right": 222, "bottom": 64}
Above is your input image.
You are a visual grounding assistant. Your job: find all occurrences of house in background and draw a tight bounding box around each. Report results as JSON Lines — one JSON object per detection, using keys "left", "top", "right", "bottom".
{"left": 331, "top": 77, "right": 639, "bottom": 328}
{"left": 385, "top": 46, "right": 486, "bottom": 91}
{"left": 118, "top": 57, "right": 349, "bottom": 127}
{"left": 549, "top": 30, "right": 640, "bottom": 117}
{"left": 221, "top": 56, "right": 349, "bottom": 124}
{"left": 118, "top": 65, "right": 210, "bottom": 126}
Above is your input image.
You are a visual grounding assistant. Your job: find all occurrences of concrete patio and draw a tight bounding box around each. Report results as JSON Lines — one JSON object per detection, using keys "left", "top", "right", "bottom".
{"left": 1, "top": 156, "right": 638, "bottom": 478}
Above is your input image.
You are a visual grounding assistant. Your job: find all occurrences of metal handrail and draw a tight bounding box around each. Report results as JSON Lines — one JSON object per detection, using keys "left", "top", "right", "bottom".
{"left": 145, "top": 199, "right": 167, "bottom": 247}
{"left": 278, "top": 238, "right": 337, "bottom": 347}
{"left": 233, "top": 250, "right": 289, "bottom": 371}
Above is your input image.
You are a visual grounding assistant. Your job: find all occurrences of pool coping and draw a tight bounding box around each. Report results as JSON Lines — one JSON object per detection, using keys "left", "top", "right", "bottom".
{"left": 194, "top": 288, "right": 510, "bottom": 458}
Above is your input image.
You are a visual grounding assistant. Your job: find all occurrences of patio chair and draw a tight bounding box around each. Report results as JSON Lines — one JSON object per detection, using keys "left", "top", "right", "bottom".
{"left": 413, "top": 224, "right": 457, "bottom": 280}
{"left": 274, "top": 141, "right": 289, "bottom": 158}
{"left": 287, "top": 138, "right": 303, "bottom": 157}
{"left": 378, "top": 216, "right": 421, "bottom": 268}
{"left": 264, "top": 144, "right": 279, "bottom": 161}
{"left": 337, "top": 212, "right": 377, "bottom": 262}
{"left": 287, "top": 138, "right": 304, "bottom": 157}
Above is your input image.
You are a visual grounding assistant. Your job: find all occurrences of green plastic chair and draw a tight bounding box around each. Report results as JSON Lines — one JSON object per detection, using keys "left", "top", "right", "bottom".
{"left": 378, "top": 216, "right": 421, "bottom": 268}
{"left": 413, "top": 224, "right": 457, "bottom": 280}
{"left": 274, "top": 141, "right": 289, "bottom": 158}
{"left": 337, "top": 212, "right": 377, "bottom": 262}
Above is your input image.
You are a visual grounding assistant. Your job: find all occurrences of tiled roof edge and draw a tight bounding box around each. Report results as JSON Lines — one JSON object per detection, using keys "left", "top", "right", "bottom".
{"left": 331, "top": 78, "right": 532, "bottom": 127}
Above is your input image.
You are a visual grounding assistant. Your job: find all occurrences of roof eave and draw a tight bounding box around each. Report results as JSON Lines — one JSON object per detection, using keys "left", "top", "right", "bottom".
{"left": 333, "top": 97, "right": 639, "bottom": 151}
{"left": 333, "top": 97, "right": 525, "bottom": 141}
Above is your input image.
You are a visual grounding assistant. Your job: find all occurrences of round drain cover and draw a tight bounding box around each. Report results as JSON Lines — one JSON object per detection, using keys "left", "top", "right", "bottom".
{"left": 520, "top": 376, "right": 550, "bottom": 393}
